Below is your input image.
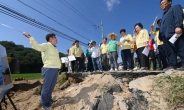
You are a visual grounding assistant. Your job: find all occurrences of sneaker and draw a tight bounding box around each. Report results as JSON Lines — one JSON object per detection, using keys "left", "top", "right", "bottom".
{"left": 137, "top": 67, "right": 147, "bottom": 71}
{"left": 177, "top": 66, "right": 184, "bottom": 71}
{"left": 115, "top": 68, "right": 118, "bottom": 71}
{"left": 42, "top": 106, "right": 53, "bottom": 110}
{"left": 110, "top": 68, "right": 114, "bottom": 72}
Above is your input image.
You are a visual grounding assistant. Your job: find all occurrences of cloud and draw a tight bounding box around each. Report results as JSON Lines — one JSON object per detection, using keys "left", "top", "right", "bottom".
{"left": 104, "top": 0, "right": 120, "bottom": 11}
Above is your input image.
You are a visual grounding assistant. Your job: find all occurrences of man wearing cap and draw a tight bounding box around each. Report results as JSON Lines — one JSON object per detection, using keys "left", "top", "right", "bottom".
{"left": 22, "top": 32, "right": 61, "bottom": 110}
{"left": 100, "top": 37, "right": 109, "bottom": 71}
{"left": 90, "top": 41, "right": 103, "bottom": 72}
{"left": 119, "top": 29, "right": 133, "bottom": 71}
{"left": 108, "top": 32, "right": 119, "bottom": 72}
{"left": 71, "top": 40, "right": 83, "bottom": 72}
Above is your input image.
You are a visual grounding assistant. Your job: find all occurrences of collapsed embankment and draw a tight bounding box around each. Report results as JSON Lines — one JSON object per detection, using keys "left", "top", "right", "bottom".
{"left": 2, "top": 70, "right": 184, "bottom": 110}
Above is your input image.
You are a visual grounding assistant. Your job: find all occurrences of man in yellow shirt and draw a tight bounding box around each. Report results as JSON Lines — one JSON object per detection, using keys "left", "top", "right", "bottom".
{"left": 100, "top": 37, "right": 109, "bottom": 71}
{"left": 69, "top": 42, "right": 75, "bottom": 72}
{"left": 71, "top": 40, "right": 83, "bottom": 72}
{"left": 119, "top": 29, "right": 133, "bottom": 70}
{"left": 150, "top": 19, "right": 168, "bottom": 69}
{"left": 23, "top": 32, "right": 61, "bottom": 110}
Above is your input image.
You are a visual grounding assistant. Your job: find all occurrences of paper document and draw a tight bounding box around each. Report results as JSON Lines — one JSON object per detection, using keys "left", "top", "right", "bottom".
{"left": 142, "top": 47, "right": 150, "bottom": 56}
{"left": 152, "top": 15, "right": 159, "bottom": 26}
{"left": 169, "top": 33, "right": 182, "bottom": 44}
{"left": 116, "top": 41, "right": 123, "bottom": 45}
{"left": 61, "top": 57, "right": 69, "bottom": 63}
{"left": 68, "top": 56, "right": 76, "bottom": 61}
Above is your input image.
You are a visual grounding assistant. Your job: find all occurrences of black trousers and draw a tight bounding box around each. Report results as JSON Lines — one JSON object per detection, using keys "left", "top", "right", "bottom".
{"left": 131, "top": 53, "right": 134, "bottom": 69}
{"left": 75, "top": 57, "right": 82, "bottom": 72}
{"left": 87, "top": 57, "right": 93, "bottom": 71}
{"left": 148, "top": 50, "right": 156, "bottom": 70}
{"left": 158, "top": 45, "right": 168, "bottom": 68}
{"left": 121, "top": 49, "right": 132, "bottom": 70}
{"left": 137, "top": 47, "right": 149, "bottom": 68}
{"left": 71, "top": 61, "right": 75, "bottom": 71}
{"left": 136, "top": 50, "right": 141, "bottom": 68}
{"left": 162, "top": 35, "right": 184, "bottom": 68}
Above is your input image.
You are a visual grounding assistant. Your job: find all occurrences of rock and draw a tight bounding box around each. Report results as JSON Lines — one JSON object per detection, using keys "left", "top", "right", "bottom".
{"left": 97, "top": 93, "right": 114, "bottom": 110}
{"left": 108, "top": 84, "right": 122, "bottom": 93}
{"left": 113, "top": 95, "right": 124, "bottom": 101}
{"left": 92, "top": 98, "right": 100, "bottom": 110}
{"left": 127, "top": 89, "right": 148, "bottom": 110}
{"left": 118, "top": 100, "right": 128, "bottom": 110}
{"left": 115, "top": 78, "right": 122, "bottom": 83}
{"left": 129, "top": 76, "right": 153, "bottom": 92}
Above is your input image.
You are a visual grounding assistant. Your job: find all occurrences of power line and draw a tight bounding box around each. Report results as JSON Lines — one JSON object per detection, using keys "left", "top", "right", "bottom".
{"left": 0, "top": 3, "right": 88, "bottom": 46}
{"left": 81, "top": 0, "right": 101, "bottom": 22}
{"left": 17, "top": 0, "right": 91, "bottom": 41}
{"left": 39, "top": 0, "right": 97, "bottom": 36}
{"left": 58, "top": 0, "right": 95, "bottom": 26}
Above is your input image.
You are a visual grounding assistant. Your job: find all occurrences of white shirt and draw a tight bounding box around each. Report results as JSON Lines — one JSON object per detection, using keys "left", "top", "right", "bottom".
{"left": 90, "top": 46, "right": 100, "bottom": 58}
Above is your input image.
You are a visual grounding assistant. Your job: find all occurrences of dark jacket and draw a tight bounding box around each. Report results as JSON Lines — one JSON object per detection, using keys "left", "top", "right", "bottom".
{"left": 160, "top": 5, "right": 184, "bottom": 39}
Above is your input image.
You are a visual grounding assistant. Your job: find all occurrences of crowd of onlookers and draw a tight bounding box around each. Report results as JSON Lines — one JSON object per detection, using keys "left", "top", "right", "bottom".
{"left": 64, "top": 0, "right": 184, "bottom": 73}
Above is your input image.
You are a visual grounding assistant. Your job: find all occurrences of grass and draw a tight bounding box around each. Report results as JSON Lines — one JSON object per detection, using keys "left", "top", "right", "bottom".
{"left": 11, "top": 73, "right": 42, "bottom": 80}
{"left": 150, "top": 75, "right": 184, "bottom": 109}
{"left": 59, "top": 73, "right": 67, "bottom": 86}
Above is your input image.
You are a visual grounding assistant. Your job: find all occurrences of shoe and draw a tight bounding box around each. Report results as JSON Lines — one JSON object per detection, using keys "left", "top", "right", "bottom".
{"left": 49, "top": 99, "right": 56, "bottom": 105}
{"left": 163, "top": 66, "right": 176, "bottom": 71}
{"left": 177, "top": 66, "right": 184, "bottom": 71}
{"left": 42, "top": 106, "right": 53, "bottom": 110}
{"left": 137, "top": 67, "right": 147, "bottom": 71}
{"left": 93, "top": 70, "right": 96, "bottom": 72}
{"left": 115, "top": 68, "right": 118, "bottom": 71}
{"left": 110, "top": 68, "right": 114, "bottom": 72}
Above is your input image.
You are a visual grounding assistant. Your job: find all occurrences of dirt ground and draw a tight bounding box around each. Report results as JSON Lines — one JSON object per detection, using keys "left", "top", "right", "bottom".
{"left": 1, "top": 74, "right": 132, "bottom": 110}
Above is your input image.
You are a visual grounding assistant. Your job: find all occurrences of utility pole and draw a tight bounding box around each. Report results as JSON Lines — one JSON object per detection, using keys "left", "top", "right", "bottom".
{"left": 93, "top": 20, "right": 104, "bottom": 43}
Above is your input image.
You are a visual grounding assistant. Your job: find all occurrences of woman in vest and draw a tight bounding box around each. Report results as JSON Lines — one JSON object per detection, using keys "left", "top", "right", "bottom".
{"left": 134, "top": 23, "right": 149, "bottom": 71}
{"left": 108, "top": 32, "right": 119, "bottom": 72}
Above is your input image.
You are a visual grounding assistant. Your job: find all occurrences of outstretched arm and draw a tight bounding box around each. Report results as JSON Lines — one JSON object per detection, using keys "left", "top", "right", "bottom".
{"left": 23, "top": 32, "right": 48, "bottom": 52}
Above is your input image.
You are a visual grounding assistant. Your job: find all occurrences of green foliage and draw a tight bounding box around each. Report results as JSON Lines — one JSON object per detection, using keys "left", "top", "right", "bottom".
{"left": 151, "top": 75, "right": 184, "bottom": 109}
{"left": 0, "top": 41, "right": 66, "bottom": 73}
{"left": 11, "top": 73, "right": 42, "bottom": 79}
{"left": 59, "top": 73, "right": 67, "bottom": 86}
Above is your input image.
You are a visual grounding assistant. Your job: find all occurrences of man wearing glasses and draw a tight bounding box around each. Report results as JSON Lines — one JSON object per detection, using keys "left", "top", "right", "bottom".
{"left": 23, "top": 32, "right": 61, "bottom": 110}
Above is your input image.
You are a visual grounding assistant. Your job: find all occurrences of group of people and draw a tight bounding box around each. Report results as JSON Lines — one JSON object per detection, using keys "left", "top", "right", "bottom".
{"left": 66, "top": 0, "right": 184, "bottom": 72}
{"left": 21, "top": 0, "right": 183, "bottom": 109}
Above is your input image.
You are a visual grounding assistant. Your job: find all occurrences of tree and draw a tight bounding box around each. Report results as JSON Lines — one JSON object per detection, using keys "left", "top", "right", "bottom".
{"left": 0, "top": 41, "right": 66, "bottom": 73}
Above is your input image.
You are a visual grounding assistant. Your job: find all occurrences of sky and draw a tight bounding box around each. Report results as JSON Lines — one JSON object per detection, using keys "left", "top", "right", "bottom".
{"left": 0, "top": 0, "right": 183, "bottom": 62}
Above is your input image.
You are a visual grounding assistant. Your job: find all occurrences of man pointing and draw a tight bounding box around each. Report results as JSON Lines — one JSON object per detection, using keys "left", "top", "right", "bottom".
{"left": 23, "top": 32, "right": 61, "bottom": 110}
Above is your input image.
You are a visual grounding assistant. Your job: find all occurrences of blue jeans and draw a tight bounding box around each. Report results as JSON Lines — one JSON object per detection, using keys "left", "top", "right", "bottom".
{"left": 92, "top": 58, "right": 102, "bottom": 71}
{"left": 41, "top": 68, "right": 58, "bottom": 108}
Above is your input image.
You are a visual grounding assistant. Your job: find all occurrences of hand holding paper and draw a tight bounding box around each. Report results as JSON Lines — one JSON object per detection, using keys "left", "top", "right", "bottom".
{"left": 116, "top": 41, "right": 124, "bottom": 45}
{"left": 152, "top": 15, "right": 159, "bottom": 26}
{"left": 142, "top": 47, "right": 150, "bottom": 56}
{"left": 68, "top": 56, "right": 76, "bottom": 61}
{"left": 169, "top": 33, "right": 182, "bottom": 44}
